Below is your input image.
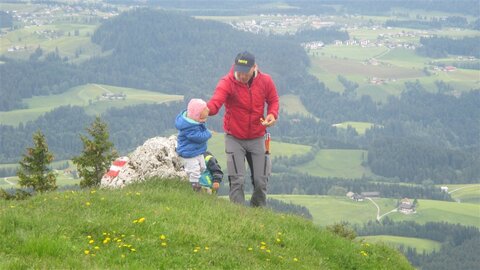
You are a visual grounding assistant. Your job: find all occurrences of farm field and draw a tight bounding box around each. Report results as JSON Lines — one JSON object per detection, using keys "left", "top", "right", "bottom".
{"left": 270, "top": 195, "right": 480, "bottom": 228}
{"left": 358, "top": 235, "right": 442, "bottom": 254}
{"left": 444, "top": 184, "right": 480, "bottom": 204}
{"left": 279, "top": 94, "right": 315, "bottom": 118}
{"left": 293, "top": 149, "right": 373, "bottom": 179}
{"left": 0, "top": 23, "right": 103, "bottom": 62}
{"left": 0, "top": 84, "right": 183, "bottom": 126}
{"left": 308, "top": 45, "right": 480, "bottom": 102}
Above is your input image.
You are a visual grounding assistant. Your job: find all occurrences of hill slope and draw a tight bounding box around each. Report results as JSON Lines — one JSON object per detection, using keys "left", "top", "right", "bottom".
{"left": 0, "top": 179, "right": 412, "bottom": 269}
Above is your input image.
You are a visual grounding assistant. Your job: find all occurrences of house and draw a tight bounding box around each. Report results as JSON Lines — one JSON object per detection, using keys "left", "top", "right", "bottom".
{"left": 346, "top": 191, "right": 364, "bottom": 202}
{"left": 440, "top": 186, "right": 449, "bottom": 192}
{"left": 398, "top": 198, "right": 416, "bottom": 214}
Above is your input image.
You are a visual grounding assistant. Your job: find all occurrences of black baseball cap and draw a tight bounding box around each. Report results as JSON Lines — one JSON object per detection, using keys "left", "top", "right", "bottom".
{"left": 234, "top": 51, "right": 255, "bottom": 73}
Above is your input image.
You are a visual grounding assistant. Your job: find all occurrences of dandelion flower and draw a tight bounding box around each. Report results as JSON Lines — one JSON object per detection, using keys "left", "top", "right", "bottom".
{"left": 260, "top": 246, "right": 266, "bottom": 250}
{"left": 84, "top": 250, "right": 90, "bottom": 255}
{"left": 94, "top": 246, "right": 100, "bottom": 250}
{"left": 160, "top": 234, "right": 166, "bottom": 240}
{"left": 87, "top": 235, "right": 92, "bottom": 239}
{"left": 121, "top": 254, "right": 126, "bottom": 258}
{"left": 130, "top": 248, "right": 136, "bottom": 252}
{"left": 276, "top": 238, "right": 282, "bottom": 243}
{"left": 85, "top": 202, "right": 91, "bottom": 206}
{"left": 205, "top": 246, "right": 209, "bottom": 250}
{"left": 247, "top": 247, "right": 253, "bottom": 251}
{"left": 260, "top": 241, "right": 266, "bottom": 246}
{"left": 161, "top": 242, "right": 167, "bottom": 247}
{"left": 138, "top": 217, "right": 145, "bottom": 223}
{"left": 133, "top": 220, "right": 138, "bottom": 224}
{"left": 89, "top": 240, "right": 94, "bottom": 244}
{"left": 136, "top": 192, "right": 141, "bottom": 196}
{"left": 293, "top": 258, "right": 299, "bottom": 262}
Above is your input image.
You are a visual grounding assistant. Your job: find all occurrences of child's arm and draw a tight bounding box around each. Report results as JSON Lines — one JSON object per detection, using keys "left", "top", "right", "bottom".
{"left": 186, "top": 125, "right": 212, "bottom": 143}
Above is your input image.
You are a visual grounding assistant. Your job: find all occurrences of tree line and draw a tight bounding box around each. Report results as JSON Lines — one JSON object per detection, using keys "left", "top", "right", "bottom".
{"left": 354, "top": 218, "right": 480, "bottom": 269}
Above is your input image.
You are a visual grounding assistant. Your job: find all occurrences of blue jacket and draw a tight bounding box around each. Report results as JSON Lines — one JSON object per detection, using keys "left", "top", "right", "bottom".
{"left": 175, "top": 110, "right": 212, "bottom": 158}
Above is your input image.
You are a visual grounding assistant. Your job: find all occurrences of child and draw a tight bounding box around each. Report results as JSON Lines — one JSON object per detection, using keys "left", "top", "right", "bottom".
{"left": 175, "top": 98, "right": 212, "bottom": 191}
{"left": 199, "top": 151, "right": 223, "bottom": 194}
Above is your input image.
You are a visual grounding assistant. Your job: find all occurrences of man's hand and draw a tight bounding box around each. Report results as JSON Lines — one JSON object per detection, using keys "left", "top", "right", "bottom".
{"left": 261, "top": 114, "right": 276, "bottom": 127}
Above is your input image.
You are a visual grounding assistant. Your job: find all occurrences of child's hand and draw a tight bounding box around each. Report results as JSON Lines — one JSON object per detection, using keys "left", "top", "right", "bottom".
{"left": 212, "top": 182, "right": 220, "bottom": 190}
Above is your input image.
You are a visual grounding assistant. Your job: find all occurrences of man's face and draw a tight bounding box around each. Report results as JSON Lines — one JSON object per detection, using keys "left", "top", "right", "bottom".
{"left": 237, "top": 64, "right": 256, "bottom": 84}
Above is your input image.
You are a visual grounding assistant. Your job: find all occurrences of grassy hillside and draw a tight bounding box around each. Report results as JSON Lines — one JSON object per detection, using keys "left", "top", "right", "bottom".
{"left": 0, "top": 179, "right": 412, "bottom": 269}
{"left": 0, "top": 83, "right": 183, "bottom": 126}
{"left": 358, "top": 235, "right": 441, "bottom": 254}
{"left": 271, "top": 195, "right": 480, "bottom": 228}
{"left": 444, "top": 184, "right": 480, "bottom": 204}
{"left": 293, "top": 149, "right": 373, "bottom": 179}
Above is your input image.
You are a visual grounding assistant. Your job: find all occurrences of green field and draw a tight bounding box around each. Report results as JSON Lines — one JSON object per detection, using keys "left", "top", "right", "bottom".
{"left": 0, "top": 23, "right": 104, "bottom": 62}
{"left": 358, "top": 235, "right": 441, "bottom": 254}
{"left": 279, "top": 94, "right": 315, "bottom": 118}
{"left": 332, "top": 121, "right": 376, "bottom": 135}
{"left": 270, "top": 195, "right": 394, "bottom": 226}
{"left": 445, "top": 184, "right": 480, "bottom": 204}
{"left": 293, "top": 149, "right": 373, "bottom": 179}
{"left": 0, "top": 83, "right": 183, "bottom": 126}
{"left": 270, "top": 195, "right": 480, "bottom": 228}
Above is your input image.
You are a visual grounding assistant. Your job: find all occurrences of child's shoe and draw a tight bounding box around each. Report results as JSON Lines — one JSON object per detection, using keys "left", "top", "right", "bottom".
{"left": 191, "top": 182, "right": 201, "bottom": 192}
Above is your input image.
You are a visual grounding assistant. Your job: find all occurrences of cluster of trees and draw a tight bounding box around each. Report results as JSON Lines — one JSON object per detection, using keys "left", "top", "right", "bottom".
{"left": 261, "top": 173, "right": 452, "bottom": 201}
{"left": 417, "top": 36, "right": 480, "bottom": 58}
{"left": 0, "top": 11, "right": 12, "bottom": 28}
{"left": 266, "top": 198, "right": 313, "bottom": 220}
{"left": 385, "top": 16, "right": 474, "bottom": 30}
{"left": 354, "top": 218, "right": 480, "bottom": 269}
{"left": 1, "top": 117, "right": 117, "bottom": 200}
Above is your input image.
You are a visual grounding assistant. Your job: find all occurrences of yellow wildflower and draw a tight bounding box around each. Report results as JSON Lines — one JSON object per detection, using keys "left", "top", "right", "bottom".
{"left": 84, "top": 250, "right": 90, "bottom": 255}
{"left": 138, "top": 217, "right": 145, "bottom": 223}
{"left": 89, "top": 240, "right": 94, "bottom": 244}
{"left": 160, "top": 234, "right": 166, "bottom": 240}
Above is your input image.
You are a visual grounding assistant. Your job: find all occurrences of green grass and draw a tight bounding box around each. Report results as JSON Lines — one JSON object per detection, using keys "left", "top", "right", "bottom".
{"left": 388, "top": 199, "right": 480, "bottom": 228}
{"left": 270, "top": 195, "right": 394, "bottom": 226}
{"left": 293, "top": 149, "right": 373, "bottom": 179}
{"left": 1, "top": 23, "right": 103, "bottom": 62}
{"left": 270, "top": 195, "right": 480, "bottom": 228}
{"left": 444, "top": 184, "right": 480, "bottom": 204}
{"left": 358, "top": 235, "right": 441, "bottom": 254}
{"left": 0, "top": 179, "right": 412, "bottom": 269}
{"left": 332, "top": 121, "right": 375, "bottom": 135}
{"left": 279, "top": 94, "right": 315, "bottom": 118}
{"left": 0, "top": 83, "right": 183, "bottom": 126}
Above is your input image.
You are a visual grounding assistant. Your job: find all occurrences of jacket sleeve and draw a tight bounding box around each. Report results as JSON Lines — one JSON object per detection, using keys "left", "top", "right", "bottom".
{"left": 265, "top": 76, "right": 279, "bottom": 119}
{"left": 186, "top": 125, "right": 212, "bottom": 143}
{"left": 207, "top": 77, "right": 230, "bottom": 116}
{"left": 206, "top": 156, "right": 223, "bottom": 183}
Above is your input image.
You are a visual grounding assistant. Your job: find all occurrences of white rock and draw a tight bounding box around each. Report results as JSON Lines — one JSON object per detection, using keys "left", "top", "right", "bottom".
{"left": 101, "top": 135, "right": 187, "bottom": 188}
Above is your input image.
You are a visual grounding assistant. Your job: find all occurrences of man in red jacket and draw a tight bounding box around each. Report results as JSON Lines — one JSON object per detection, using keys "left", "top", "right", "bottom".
{"left": 207, "top": 51, "right": 279, "bottom": 207}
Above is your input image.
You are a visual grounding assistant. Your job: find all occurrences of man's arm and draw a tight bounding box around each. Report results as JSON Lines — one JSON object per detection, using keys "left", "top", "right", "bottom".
{"left": 207, "top": 78, "right": 229, "bottom": 116}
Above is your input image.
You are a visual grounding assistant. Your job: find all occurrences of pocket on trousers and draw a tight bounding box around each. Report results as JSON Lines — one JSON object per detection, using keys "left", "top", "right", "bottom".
{"left": 263, "top": 154, "right": 272, "bottom": 177}
{"left": 226, "top": 152, "right": 238, "bottom": 175}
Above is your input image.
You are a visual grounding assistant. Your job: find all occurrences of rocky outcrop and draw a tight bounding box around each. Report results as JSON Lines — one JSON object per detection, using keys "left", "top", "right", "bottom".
{"left": 100, "top": 135, "right": 187, "bottom": 188}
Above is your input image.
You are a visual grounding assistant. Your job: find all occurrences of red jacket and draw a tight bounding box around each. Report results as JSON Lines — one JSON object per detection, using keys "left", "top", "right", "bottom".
{"left": 207, "top": 66, "right": 279, "bottom": 139}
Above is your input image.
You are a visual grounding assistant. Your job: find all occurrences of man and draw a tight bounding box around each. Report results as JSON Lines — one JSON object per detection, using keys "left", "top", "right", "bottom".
{"left": 207, "top": 51, "right": 279, "bottom": 207}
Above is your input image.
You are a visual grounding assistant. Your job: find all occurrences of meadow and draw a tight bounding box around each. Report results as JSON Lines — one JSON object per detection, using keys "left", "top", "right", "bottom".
{"left": 358, "top": 235, "right": 442, "bottom": 254}
{"left": 293, "top": 149, "right": 373, "bottom": 179}
{"left": 0, "top": 83, "right": 183, "bottom": 126}
{"left": 445, "top": 184, "right": 480, "bottom": 204}
{"left": 270, "top": 195, "right": 480, "bottom": 228}
{"left": 0, "top": 179, "right": 412, "bottom": 269}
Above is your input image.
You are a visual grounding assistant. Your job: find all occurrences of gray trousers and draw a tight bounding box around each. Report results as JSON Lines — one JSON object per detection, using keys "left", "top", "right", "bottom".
{"left": 225, "top": 134, "right": 271, "bottom": 207}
